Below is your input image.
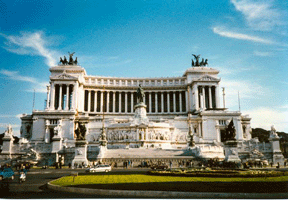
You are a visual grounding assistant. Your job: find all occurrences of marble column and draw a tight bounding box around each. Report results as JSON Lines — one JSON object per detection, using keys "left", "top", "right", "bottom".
{"left": 58, "top": 84, "right": 62, "bottom": 110}
{"left": 173, "top": 91, "right": 176, "bottom": 113}
{"left": 73, "top": 83, "right": 78, "bottom": 110}
{"left": 113, "top": 91, "right": 116, "bottom": 113}
{"left": 119, "top": 92, "right": 122, "bottom": 113}
{"left": 194, "top": 85, "right": 199, "bottom": 110}
{"left": 179, "top": 92, "right": 182, "bottom": 112}
{"left": 167, "top": 92, "right": 170, "bottom": 113}
{"left": 65, "top": 85, "right": 69, "bottom": 110}
{"left": 202, "top": 86, "right": 206, "bottom": 109}
{"left": 161, "top": 92, "right": 164, "bottom": 113}
{"left": 125, "top": 92, "right": 127, "bottom": 113}
{"left": 87, "top": 90, "right": 91, "bottom": 112}
{"left": 209, "top": 86, "right": 212, "bottom": 109}
{"left": 100, "top": 91, "right": 103, "bottom": 113}
{"left": 50, "top": 83, "right": 55, "bottom": 110}
{"left": 94, "top": 90, "right": 98, "bottom": 112}
{"left": 155, "top": 92, "right": 158, "bottom": 113}
{"left": 185, "top": 89, "right": 189, "bottom": 113}
{"left": 106, "top": 91, "right": 110, "bottom": 113}
{"left": 46, "top": 85, "right": 50, "bottom": 110}
{"left": 131, "top": 92, "right": 134, "bottom": 113}
{"left": 149, "top": 92, "right": 152, "bottom": 113}
{"left": 215, "top": 86, "right": 220, "bottom": 108}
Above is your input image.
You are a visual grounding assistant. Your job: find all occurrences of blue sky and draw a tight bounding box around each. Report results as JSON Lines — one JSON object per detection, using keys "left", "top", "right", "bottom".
{"left": 0, "top": 0, "right": 287, "bottom": 136}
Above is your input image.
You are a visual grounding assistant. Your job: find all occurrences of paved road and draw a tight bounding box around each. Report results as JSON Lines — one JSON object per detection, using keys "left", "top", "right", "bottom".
{"left": 1, "top": 167, "right": 287, "bottom": 198}
{"left": 1, "top": 168, "right": 150, "bottom": 198}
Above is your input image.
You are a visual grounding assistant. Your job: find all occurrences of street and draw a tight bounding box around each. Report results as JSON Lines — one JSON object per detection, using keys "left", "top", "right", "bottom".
{"left": 1, "top": 167, "right": 287, "bottom": 198}
{"left": 1, "top": 168, "right": 150, "bottom": 198}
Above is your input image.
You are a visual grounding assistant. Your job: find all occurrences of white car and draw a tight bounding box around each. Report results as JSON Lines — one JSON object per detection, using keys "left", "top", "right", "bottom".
{"left": 85, "top": 164, "right": 112, "bottom": 173}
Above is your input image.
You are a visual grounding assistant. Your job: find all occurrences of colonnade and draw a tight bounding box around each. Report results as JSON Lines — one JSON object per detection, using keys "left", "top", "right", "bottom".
{"left": 197, "top": 85, "right": 218, "bottom": 110}
{"left": 84, "top": 90, "right": 186, "bottom": 114}
{"left": 47, "top": 83, "right": 76, "bottom": 110}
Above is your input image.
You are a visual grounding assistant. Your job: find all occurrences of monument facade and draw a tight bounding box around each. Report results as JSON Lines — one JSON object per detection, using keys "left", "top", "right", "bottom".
{"left": 2, "top": 53, "right": 281, "bottom": 166}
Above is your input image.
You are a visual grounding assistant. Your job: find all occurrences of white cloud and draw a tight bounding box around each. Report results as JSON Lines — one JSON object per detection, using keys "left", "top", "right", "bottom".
{"left": 243, "top": 107, "right": 288, "bottom": 132}
{"left": 212, "top": 26, "right": 274, "bottom": 44}
{"left": 0, "top": 69, "right": 48, "bottom": 93}
{"left": 0, "top": 114, "right": 22, "bottom": 118}
{"left": 0, "top": 31, "right": 58, "bottom": 66}
{"left": 0, "top": 123, "right": 20, "bottom": 129}
{"left": 230, "top": 0, "right": 282, "bottom": 31}
{"left": 253, "top": 50, "right": 273, "bottom": 57}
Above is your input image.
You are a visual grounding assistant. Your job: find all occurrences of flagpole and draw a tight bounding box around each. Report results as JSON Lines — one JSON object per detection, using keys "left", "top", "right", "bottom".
{"left": 238, "top": 91, "right": 241, "bottom": 112}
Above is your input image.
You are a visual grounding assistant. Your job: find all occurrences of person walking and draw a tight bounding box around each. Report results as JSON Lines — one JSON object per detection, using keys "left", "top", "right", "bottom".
{"left": 169, "top": 161, "right": 172, "bottom": 169}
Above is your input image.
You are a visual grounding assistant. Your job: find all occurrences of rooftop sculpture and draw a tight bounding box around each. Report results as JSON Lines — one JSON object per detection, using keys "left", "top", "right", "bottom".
{"left": 59, "top": 52, "right": 78, "bottom": 65}
{"left": 192, "top": 54, "right": 208, "bottom": 67}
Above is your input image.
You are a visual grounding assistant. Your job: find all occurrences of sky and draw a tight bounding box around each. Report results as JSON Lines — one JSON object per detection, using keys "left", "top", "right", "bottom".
{"left": 0, "top": 0, "right": 287, "bottom": 136}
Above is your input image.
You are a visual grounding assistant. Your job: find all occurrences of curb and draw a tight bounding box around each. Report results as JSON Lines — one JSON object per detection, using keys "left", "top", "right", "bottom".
{"left": 47, "top": 181, "right": 288, "bottom": 198}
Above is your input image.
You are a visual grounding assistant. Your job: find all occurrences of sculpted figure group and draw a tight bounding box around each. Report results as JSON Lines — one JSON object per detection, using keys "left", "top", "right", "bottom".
{"left": 192, "top": 54, "right": 208, "bottom": 67}
{"left": 59, "top": 52, "right": 78, "bottom": 65}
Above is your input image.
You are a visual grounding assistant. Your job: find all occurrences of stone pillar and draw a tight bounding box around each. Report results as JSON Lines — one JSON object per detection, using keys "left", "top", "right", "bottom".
{"left": 209, "top": 86, "right": 212, "bottom": 109}
{"left": 94, "top": 90, "right": 98, "bottom": 112}
{"left": 149, "top": 92, "right": 152, "bottom": 113}
{"left": 202, "top": 86, "right": 206, "bottom": 109}
{"left": 50, "top": 83, "right": 55, "bottom": 110}
{"left": 65, "top": 85, "right": 69, "bottom": 110}
{"left": 215, "top": 86, "right": 220, "bottom": 108}
{"left": 87, "top": 90, "right": 91, "bottom": 112}
{"left": 161, "top": 92, "right": 164, "bottom": 113}
{"left": 167, "top": 92, "right": 170, "bottom": 113}
{"left": 100, "top": 91, "right": 103, "bottom": 113}
{"left": 179, "top": 91, "right": 182, "bottom": 112}
{"left": 155, "top": 92, "right": 158, "bottom": 113}
{"left": 73, "top": 83, "right": 78, "bottom": 110}
{"left": 113, "top": 91, "right": 116, "bottom": 113}
{"left": 119, "top": 92, "right": 122, "bottom": 113}
{"left": 107, "top": 91, "right": 110, "bottom": 113}
{"left": 58, "top": 84, "right": 62, "bottom": 110}
{"left": 45, "top": 127, "right": 50, "bottom": 143}
{"left": 131, "top": 92, "right": 134, "bottom": 113}
{"left": 125, "top": 92, "right": 127, "bottom": 113}
{"left": 185, "top": 89, "right": 189, "bottom": 112}
{"left": 46, "top": 85, "right": 50, "bottom": 110}
{"left": 194, "top": 85, "right": 199, "bottom": 110}
{"left": 173, "top": 91, "right": 176, "bottom": 113}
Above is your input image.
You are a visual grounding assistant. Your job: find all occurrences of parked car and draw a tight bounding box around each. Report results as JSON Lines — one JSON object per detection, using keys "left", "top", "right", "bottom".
{"left": 85, "top": 164, "right": 112, "bottom": 173}
{"left": 151, "top": 164, "right": 168, "bottom": 170}
{"left": 0, "top": 167, "right": 15, "bottom": 181}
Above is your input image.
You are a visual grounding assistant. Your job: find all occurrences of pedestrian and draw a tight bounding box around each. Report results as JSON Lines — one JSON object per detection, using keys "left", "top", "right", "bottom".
{"left": 169, "top": 161, "right": 172, "bottom": 169}
{"left": 276, "top": 162, "right": 280, "bottom": 169}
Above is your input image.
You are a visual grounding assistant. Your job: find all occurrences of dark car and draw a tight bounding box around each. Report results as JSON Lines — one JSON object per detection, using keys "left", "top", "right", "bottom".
{"left": 151, "top": 164, "right": 168, "bottom": 170}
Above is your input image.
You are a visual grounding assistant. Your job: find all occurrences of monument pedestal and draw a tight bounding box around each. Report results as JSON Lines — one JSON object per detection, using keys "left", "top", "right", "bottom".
{"left": 134, "top": 102, "right": 149, "bottom": 125}
{"left": 52, "top": 137, "right": 62, "bottom": 153}
{"left": 97, "top": 145, "right": 107, "bottom": 160}
{"left": 224, "top": 140, "right": 241, "bottom": 163}
{"left": 2, "top": 135, "right": 14, "bottom": 155}
{"left": 72, "top": 140, "right": 89, "bottom": 168}
{"left": 269, "top": 136, "right": 284, "bottom": 165}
